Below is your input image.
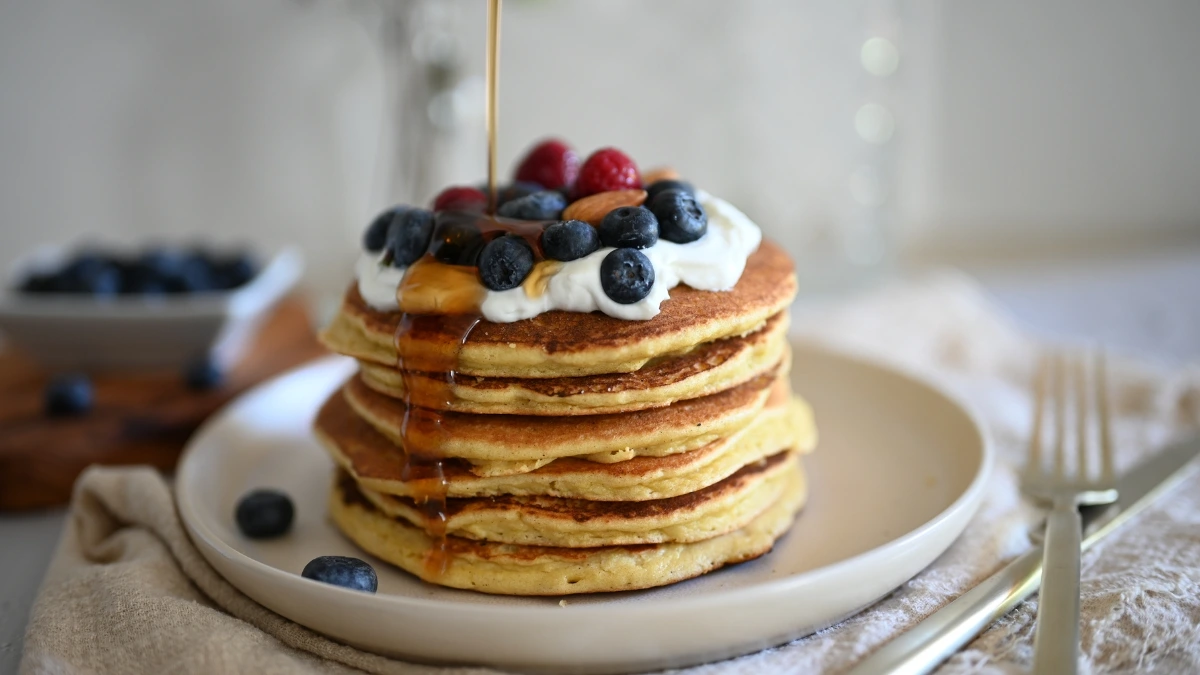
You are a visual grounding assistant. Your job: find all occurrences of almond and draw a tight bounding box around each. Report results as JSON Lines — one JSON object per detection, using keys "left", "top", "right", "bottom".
{"left": 562, "top": 189, "right": 647, "bottom": 225}
{"left": 642, "top": 167, "right": 681, "bottom": 184}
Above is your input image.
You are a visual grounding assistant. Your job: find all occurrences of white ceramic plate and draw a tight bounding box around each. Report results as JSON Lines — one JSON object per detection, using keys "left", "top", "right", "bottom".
{"left": 177, "top": 342, "right": 991, "bottom": 674}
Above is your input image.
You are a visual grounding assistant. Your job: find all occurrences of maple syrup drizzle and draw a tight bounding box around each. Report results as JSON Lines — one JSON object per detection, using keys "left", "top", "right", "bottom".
{"left": 391, "top": 0, "right": 512, "bottom": 578}
{"left": 485, "top": 0, "right": 502, "bottom": 213}
{"left": 394, "top": 312, "right": 479, "bottom": 576}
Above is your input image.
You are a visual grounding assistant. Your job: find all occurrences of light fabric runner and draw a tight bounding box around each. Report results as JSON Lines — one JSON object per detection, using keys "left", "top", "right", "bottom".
{"left": 20, "top": 274, "right": 1200, "bottom": 674}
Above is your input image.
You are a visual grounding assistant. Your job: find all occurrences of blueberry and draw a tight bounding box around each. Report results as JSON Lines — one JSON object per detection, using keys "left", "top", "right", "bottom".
{"left": 600, "top": 248, "right": 655, "bottom": 304}
{"left": 386, "top": 208, "right": 434, "bottom": 267}
{"left": 301, "top": 555, "right": 378, "bottom": 593}
{"left": 19, "top": 272, "right": 63, "bottom": 294}
{"left": 138, "top": 248, "right": 186, "bottom": 279}
{"left": 119, "top": 264, "right": 168, "bottom": 295}
{"left": 363, "top": 206, "right": 407, "bottom": 253}
{"left": 541, "top": 220, "right": 600, "bottom": 262}
{"left": 648, "top": 189, "right": 708, "bottom": 244}
{"left": 645, "top": 179, "right": 695, "bottom": 203}
{"left": 212, "top": 253, "right": 258, "bottom": 289}
{"left": 235, "top": 489, "right": 295, "bottom": 539}
{"left": 430, "top": 218, "right": 486, "bottom": 266}
{"left": 45, "top": 374, "right": 93, "bottom": 417}
{"left": 493, "top": 181, "right": 544, "bottom": 207}
{"left": 184, "top": 356, "right": 223, "bottom": 390}
{"left": 63, "top": 252, "right": 112, "bottom": 282}
{"left": 61, "top": 253, "right": 121, "bottom": 296}
{"left": 83, "top": 266, "right": 122, "bottom": 296}
{"left": 478, "top": 235, "right": 535, "bottom": 291}
{"left": 599, "top": 207, "right": 658, "bottom": 249}
{"left": 164, "top": 253, "right": 216, "bottom": 293}
{"left": 496, "top": 190, "right": 566, "bottom": 221}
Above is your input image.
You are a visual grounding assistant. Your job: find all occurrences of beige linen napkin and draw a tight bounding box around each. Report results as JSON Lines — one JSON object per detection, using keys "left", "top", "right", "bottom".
{"left": 21, "top": 274, "right": 1200, "bottom": 675}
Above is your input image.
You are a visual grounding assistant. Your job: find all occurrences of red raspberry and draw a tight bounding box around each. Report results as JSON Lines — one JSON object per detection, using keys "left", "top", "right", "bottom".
{"left": 432, "top": 186, "right": 488, "bottom": 212}
{"left": 572, "top": 148, "right": 641, "bottom": 199}
{"left": 514, "top": 139, "right": 580, "bottom": 190}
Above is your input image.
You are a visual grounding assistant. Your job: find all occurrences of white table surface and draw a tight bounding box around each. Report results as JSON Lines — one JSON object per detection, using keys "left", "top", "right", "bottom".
{"left": 2, "top": 250, "right": 1198, "bottom": 674}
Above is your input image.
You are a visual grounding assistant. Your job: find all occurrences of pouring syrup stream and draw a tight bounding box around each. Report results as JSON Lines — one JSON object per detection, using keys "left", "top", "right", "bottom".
{"left": 391, "top": 0, "right": 502, "bottom": 578}
{"left": 485, "top": 0, "right": 502, "bottom": 213}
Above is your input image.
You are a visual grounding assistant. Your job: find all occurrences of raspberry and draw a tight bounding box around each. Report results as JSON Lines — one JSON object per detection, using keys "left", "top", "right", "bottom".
{"left": 432, "top": 186, "right": 488, "bottom": 212}
{"left": 572, "top": 148, "right": 641, "bottom": 199}
{"left": 514, "top": 139, "right": 580, "bottom": 190}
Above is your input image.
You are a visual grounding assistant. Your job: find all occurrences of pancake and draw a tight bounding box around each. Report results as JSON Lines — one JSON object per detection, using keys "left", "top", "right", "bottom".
{"left": 315, "top": 389, "right": 816, "bottom": 501}
{"left": 329, "top": 461, "right": 807, "bottom": 595}
{"left": 353, "top": 450, "right": 796, "bottom": 548}
{"left": 353, "top": 311, "right": 789, "bottom": 416}
{"left": 344, "top": 373, "right": 783, "bottom": 476}
{"left": 320, "top": 241, "right": 796, "bottom": 378}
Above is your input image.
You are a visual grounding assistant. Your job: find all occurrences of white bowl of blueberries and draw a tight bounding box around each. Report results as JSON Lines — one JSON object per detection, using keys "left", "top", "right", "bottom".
{"left": 0, "top": 243, "right": 303, "bottom": 372}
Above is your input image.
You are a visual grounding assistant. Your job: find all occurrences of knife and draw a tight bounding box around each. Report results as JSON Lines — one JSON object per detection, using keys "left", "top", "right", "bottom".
{"left": 847, "top": 435, "right": 1200, "bottom": 675}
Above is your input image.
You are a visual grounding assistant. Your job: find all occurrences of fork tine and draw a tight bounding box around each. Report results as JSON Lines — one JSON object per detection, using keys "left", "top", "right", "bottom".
{"left": 1074, "top": 351, "right": 1090, "bottom": 481}
{"left": 1097, "top": 350, "right": 1115, "bottom": 483}
{"left": 1029, "top": 351, "right": 1048, "bottom": 474}
{"left": 1053, "top": 351, "right": 1067, "bottom": 479}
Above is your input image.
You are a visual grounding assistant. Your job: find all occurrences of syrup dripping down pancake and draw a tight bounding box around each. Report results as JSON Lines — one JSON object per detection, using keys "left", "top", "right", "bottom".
{"left": 320, "top": 241, "right": 796, "bottom": 379}
{"left": 314, "top": 389, "right": 815, "bottom": 502}
{"left": 353, "top": 311, "right": 789, "bottom": 416}
{"left": 342, "top": 372, "right": 786, "bottom": 475}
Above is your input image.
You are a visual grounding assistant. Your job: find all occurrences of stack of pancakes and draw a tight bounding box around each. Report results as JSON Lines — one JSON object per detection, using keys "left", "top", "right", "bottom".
{"left": 315, "top": 241, "right": 816, "bottom": 594}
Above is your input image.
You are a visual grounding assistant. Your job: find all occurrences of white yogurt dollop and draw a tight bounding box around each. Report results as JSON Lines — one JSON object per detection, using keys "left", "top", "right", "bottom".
{"left": 355, "top": 191, "right": 762, "bottom": 323}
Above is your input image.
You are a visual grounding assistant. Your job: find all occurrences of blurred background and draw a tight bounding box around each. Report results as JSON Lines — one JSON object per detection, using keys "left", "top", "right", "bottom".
{"left": 2, "top": 3, "right": 1200, "bottom": 657}
{"left": 1, "top": 0, "right": 1199, "bottom": 300}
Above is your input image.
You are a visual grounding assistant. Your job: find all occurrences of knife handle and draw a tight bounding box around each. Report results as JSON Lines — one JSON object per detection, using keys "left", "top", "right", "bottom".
{"left": 845, "top": 549, "right": 1043, "bottom": 675}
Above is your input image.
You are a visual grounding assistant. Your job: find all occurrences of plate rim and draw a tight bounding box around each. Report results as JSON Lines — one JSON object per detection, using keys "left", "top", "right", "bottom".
{"left": 177, "top": 342, "right": 993, "bottom": 619}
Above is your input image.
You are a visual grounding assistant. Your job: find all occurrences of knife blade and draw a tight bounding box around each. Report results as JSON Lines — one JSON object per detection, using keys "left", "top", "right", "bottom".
{"left": 847, "top": 435, "right": 1200, "bottom": 675}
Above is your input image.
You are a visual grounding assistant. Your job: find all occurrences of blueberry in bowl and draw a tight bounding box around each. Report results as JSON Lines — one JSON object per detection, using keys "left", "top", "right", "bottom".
{"left": 0, "top": 243, "right": 302, "bottom": 370}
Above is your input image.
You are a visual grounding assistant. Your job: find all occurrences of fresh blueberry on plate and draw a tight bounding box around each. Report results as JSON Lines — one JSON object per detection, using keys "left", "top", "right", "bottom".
{"left": 235, "top": 489, "right": 295, "bottom": 539}
{"left": 600, "top": 248, "right": 655, "bottom": 304}
{"left": 45, "top": 374, "right": 93, "bottom": 417}
{"left": 387, "top": 208, "right": 435, "bottom": 267}
{"left": 301, "top": 555, "right": 378, "bottom": 593}
{"left": 478, "top": 235, "right": 535, "bottom": 291}
{"left": 496, "top": 190, "right": 567, "bottom": 221}
{"left": 599, "top": 207, "right": 659, "bottom": 249}
{"left": 541, "top": 220, "right": 600, "bottom": 262}
{"left": 648, "top": 188, "right": 708, "bottom": 244}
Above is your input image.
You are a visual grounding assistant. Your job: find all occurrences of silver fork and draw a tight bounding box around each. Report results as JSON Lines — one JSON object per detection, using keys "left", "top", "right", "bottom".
{"left": 1023, "top": 350, "right": 1119, "bottom": 674}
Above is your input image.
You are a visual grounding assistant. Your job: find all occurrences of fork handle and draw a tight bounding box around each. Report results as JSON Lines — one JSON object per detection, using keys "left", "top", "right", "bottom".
{"left": 1033, "top": 500, "right": 1082, "bottom": 674}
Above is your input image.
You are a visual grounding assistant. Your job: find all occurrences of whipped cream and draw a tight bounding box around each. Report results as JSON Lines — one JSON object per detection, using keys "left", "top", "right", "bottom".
{"left": 355, "top": 191, "right": 762, "bottom": 323}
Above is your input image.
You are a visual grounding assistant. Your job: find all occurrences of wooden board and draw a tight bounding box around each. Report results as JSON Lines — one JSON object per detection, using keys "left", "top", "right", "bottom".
{"left": 0, "top": 296, "right": 328, "bottom": 511}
